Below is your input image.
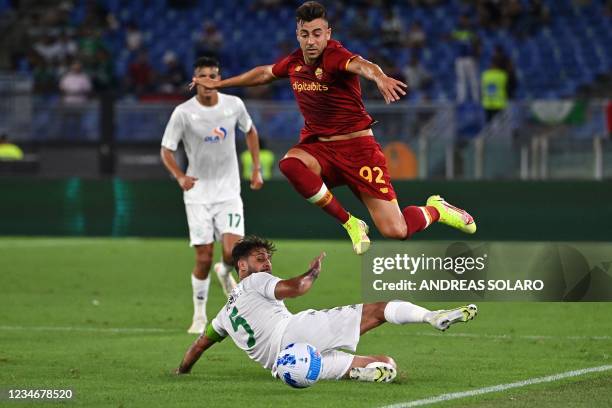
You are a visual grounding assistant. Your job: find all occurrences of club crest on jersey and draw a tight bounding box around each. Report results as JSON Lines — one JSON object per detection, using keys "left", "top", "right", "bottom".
{"left": 315, "top": 67, "right": 323, "bottom": 80}
{"left": 204, "top": 126, "right": 227, "bottom": 143}
{"left": 225, "top": 286, "right": 243, "bottom": 310}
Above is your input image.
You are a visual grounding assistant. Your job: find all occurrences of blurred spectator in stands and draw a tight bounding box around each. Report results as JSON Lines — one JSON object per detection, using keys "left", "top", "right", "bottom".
{"left": 492, "top": 45, "right": 517, "bottom": 99}
{"left": 32, "top": 55, "right": 58, "bottom": 94}
{"left": 78, "top": 27, "right": 105, "bottom": 67}
{"left": 606, "top": 0, "right": 612, "bottom": 16}
{"left": 125, "top": 21, "right": 143, "bottom": 52}
{"left": 59, "top": 61, "right": 92, "bottom": 103}
{"left": 523, "top": 0, "right": 550, "bottom": 35}
{"left": 361, "top": 50, "right": 384, "bottom": 99}
{"left": 362, "top": 53, "right": 404, "bottom": 100}
{"left": 0, "top": 133, "right": 24, "bottom": 161}
{"left": 241, "top": 139, "right": 275, "bottom": 181}
{"left": 481, "top": 56, "right": 508, "bottom": 122}
{"left": 89, "top": 48, "right": 115, "bottom": 91}
{"left": 34, "top": 33, "right": 63, "bottom": 63}
{"left": 35, "top": 1, "right": 73, "bottom": 30}
{"left": 57, "top": 32, "right": 78, "bottom": 62}
{"left": 158, "top": 51, "right": 187, "bottom": 95}
{"left": 0, "top": 10, "right": 29, "bottom": 70}
{"left": 406, "top": 21, "right": 426, "bottom": 55}
{"left": 81, "top": 0, "right": 118, "bottom": 31}
{"left": 348, "top": 8, "right": 374, "bottom": 40}
{"left": 478, "top": 0, "right": 504, "bottom": 29}
{"left": 275, "top": 39, "right": 294, "bottom": 58}
{"left": 402, "top": 55, "right": 433, "bottom": 101}
{"left": 250, "top": 0, "right": 286, "bottom": 11}
{"left": 380, "top": 7, "right": 404, "bottom": 48}
{"left": 51, "top": 2, "right": 75, "bottom": 31}
{"left": 383, "top": 57, "right": 406, "bottom": 85}
{"left": 194, "top": 21, "right": 224, "bottom": 58}
{"left": 169, "top": 0, "right": 197, "bottom": 7}
{"left": 244, "top": 85, "right": 273, "bottom": 99}
{"left": 450, "top": 14, "right": 480, "bottom": 103}
{"left": 127, "top": 50, "right": 155, "bottom": 96}
{"left": 409, "top": 0, "right": 444, "bottom": 6}
{"left": 503, "top": 0, "right": 524, "bottom": 35}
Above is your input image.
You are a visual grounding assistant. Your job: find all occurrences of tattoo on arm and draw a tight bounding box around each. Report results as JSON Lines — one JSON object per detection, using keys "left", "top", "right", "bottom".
{"left": 306, "top": 266, "right": 320, "bottom": 280}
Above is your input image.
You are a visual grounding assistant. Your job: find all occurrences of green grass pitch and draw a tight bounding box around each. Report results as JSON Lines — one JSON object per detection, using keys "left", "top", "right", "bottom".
{"left": 1, "top": 237, "right": 611, "bottom": 407}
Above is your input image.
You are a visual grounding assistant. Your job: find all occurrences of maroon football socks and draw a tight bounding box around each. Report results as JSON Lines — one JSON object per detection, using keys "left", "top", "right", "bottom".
{"left": 279, "top": 157, "right": 350, "bottom": 224}
{"left": 402, "top": 205, "right": 440, "bottom": 238}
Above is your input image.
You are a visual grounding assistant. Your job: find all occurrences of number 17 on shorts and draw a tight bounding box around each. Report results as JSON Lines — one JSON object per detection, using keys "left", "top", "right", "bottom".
{"left": 186, "top": 197, "right": 245, "bottom": 245}
{"left": 216, "top": 198, "right": 245, "bottom": 239}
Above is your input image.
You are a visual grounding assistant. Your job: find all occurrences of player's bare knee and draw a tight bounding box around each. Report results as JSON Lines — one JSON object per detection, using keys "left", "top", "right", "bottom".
{"left": 379, "top": 355, "right": 397, "bottom": 369}
{"left": 365, "top": 302, "right": 387, "bottom": 321}
{"left": 222, "top": 253, "right": 233, "bottom": 266}
{"left": 379, "top": 223, "right": 407, "bottom": 240}
{"left": 194, "top": 249, "right": 213, "bottom": 271}
{"left": 353, "top": 354, "right": 397, "bottom": 369}
{"left": 376, "top": 301, "right": 388, "bottom": 319}
{"left": 360, "top": 302, "right": 388, "bottom": 334}
{"left": 221, "top": 249, "right": 233, "bottom": 265}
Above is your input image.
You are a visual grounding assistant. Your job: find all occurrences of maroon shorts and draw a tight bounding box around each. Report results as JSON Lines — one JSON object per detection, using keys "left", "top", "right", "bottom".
{"left": 294, "top": 136, "right": 397, "bottom": 201}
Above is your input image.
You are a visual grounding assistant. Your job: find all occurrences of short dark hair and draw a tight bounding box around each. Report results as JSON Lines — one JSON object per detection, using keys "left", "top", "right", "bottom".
{"left": 232, "top": 236, "right": 276, "bottom": 268}
{"left": 194, "top": 56, "right": 220, "bottom": 70}
{"left": 296, "top": 1, "right": 327, "bottom": 24}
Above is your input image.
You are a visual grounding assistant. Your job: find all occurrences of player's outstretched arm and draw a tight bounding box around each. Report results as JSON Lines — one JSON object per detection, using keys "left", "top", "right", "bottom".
{"left": 346, "top": 56, "right": 407, "bottom": 104}
{"left": 175, "top": 334, "right": 216, "bottom": 374}
{"left": 274, "top": 252, "right": 326, "bottom": 300}
{"left": 246, "top": 124, "right": 263, "bottom": 190}
{"left": 160, "top": 147, "right": 198, "bottom": 191}
{"left": 191, "top": 65, "right": 277, "bottom": 90}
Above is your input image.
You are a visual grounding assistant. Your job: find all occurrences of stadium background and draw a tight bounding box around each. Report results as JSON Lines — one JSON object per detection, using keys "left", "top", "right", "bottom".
{"left": 1, "top": 0, "right": 611, "bottom": 407}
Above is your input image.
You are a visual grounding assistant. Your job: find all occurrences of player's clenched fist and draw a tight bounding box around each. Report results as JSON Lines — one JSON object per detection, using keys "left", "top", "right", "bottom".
{"left": 177, "top": 175, "right": 198, "bottom": 191}
{"left": 250, "top": 169, "right": 264, "bottom": 190}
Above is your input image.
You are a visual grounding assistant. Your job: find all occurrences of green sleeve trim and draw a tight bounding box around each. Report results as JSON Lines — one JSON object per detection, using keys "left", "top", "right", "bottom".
{"left": 205, "top": 323, "right": 226, "bottom": 343}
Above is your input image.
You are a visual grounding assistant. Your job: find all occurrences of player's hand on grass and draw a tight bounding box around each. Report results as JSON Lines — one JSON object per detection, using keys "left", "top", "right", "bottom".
{"left": 308, "top": 252, "right": 326, "bottom": 278}
{"left": 178, "top": 175, "right": 198, "bottom": 191}
{"left": 174, "top": 367, "right": 189, "bottom": 375}
{"left": 250, "top": 168, "right": 264, "bottom": 190}
{"left": 376, "top": 75, "right": 407, "bottom": 104}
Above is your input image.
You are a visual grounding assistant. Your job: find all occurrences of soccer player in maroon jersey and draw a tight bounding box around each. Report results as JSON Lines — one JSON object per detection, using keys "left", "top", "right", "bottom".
{"left": 191, "top": 1, "right": 476, "bottom": 254}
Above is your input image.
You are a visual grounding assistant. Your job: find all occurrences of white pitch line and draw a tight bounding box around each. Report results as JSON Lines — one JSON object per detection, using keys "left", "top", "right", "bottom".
{"left": 0, "top": 325, "right": 179, "bottom": 334}
{"left": 380, "top": 365, "right": 612, "bottom": 408}
{"left": 413, "top": 331, "right": 612, "bottom": 341}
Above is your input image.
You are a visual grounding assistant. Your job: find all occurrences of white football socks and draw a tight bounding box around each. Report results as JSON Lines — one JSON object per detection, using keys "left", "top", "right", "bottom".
{"left": 384, "top": 300, "right": 434, "bottom": 324}
{"left": 191, "top": 274, "right": 210, "bottom": 321}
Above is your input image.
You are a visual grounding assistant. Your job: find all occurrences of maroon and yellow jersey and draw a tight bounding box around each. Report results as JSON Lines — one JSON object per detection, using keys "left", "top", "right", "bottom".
{"left": 272, "top": 40, "right": 375, "bottom": 142}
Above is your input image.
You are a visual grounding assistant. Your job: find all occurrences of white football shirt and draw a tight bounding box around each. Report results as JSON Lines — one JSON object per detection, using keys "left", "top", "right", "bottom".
{"left": 211, "top": 272, "right": 292, "bottom": 370}
{"left": 161, "top": 93, "right": 253, "bottom": 204}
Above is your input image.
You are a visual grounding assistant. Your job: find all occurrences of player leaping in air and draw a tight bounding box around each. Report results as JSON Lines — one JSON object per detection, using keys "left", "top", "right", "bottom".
{"left": 191, "top": 1, "right": 476, "bottom": 255}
